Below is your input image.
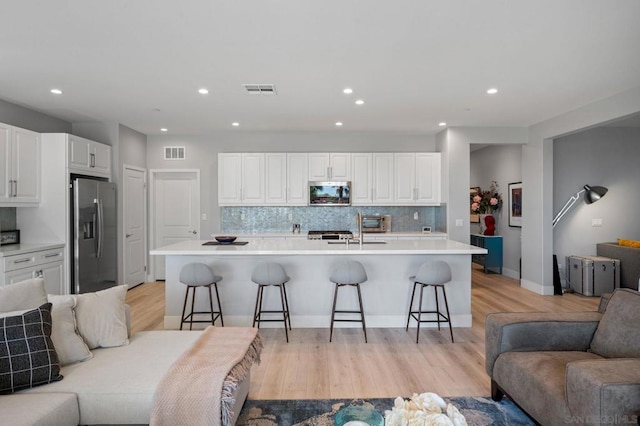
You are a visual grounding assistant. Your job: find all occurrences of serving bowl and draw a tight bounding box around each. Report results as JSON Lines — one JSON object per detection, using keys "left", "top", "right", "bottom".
{"left": 214, "top": 235, "right": 237, "bottom": 244}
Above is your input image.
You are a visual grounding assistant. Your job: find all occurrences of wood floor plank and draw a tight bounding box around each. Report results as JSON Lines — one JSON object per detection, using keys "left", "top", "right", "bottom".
{"left": 126, "top": 263, "right": 602, "bottom": 399}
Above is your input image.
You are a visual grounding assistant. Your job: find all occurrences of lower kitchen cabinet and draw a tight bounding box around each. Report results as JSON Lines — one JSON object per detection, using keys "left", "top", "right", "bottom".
{"left": 0, "top": 245, "right": 65, "bottom": 294}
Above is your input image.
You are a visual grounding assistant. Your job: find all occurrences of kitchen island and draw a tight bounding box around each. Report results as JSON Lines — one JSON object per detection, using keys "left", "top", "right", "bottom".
{"left": 150, "top": 238, "right": 486, "bottom": 330}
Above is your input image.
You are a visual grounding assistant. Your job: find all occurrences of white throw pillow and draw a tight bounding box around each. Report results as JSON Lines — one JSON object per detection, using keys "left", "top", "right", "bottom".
{"left": 48, "top": 294, "right": 93, "bottom": 366}
{"left": 0, "top": 278, "right": 47, "bottom": 313}
{"left": 75, "top": 285, "right": 129, "bottom": 349}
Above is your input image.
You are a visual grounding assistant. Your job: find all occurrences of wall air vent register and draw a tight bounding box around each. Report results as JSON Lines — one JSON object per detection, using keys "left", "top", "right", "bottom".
{"left": 164, "top": 146, "right": 185, "bottom": 160}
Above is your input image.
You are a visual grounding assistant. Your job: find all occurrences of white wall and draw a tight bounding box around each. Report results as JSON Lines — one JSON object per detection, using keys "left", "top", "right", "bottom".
{"left": 0, "top": 98, "right": 71, "bottom": 133}
{"left": 146, "top": 131, "right": 435, "bottom": 235}
{"left": 553, "top": 127, "right": 640, "bottom": 281}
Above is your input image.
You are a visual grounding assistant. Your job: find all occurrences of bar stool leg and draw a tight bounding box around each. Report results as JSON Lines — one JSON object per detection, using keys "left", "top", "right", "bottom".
{"left": 180, "top": 286, "right": 190, "bottom": 331}
{"left": 252, "top": 285, "right": 263, "bottom": 328}
{"left": 441, "top": 285, "right": 454, "bottom": 343}
{"left": 406, "top": 282, "right": 418, "bottom": 331}
{"left": 189, "top": 286, "right": 197, "bottom": 330}
{"left": 278, "top": 284, "right": 289, "bottom": 342}
{"left": 207, "top": 284, "right": 215, "bottom": 326}
{"left": 329, "top": 283, "right": 340, "bottom": 342}
{"left": 355, "top": 283, "right": 367, "bottom": 343}
{"left": 433, "top": 285, "right": 441, "bottom": 331}
{"left": 282, "top": 283, "right": 292, "bottom": 330}
{"left": 416, "top": 283, "right": 425, "bottom": 343}
{"left": 213, "top": 283, "right": 224, "bottom": 326}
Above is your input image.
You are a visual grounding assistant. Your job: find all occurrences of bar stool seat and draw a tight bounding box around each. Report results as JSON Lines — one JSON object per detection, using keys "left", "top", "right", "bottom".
{"left": 406, "top": 260, "right": 454, "bottom": 343}
{"left": 179, "top": 263, "right": 224, "bottom": 330}
{"left": 251, "top": 262, "right": 292, "bottom": 342}
{"left": 329, "top": 260, "right": 368, "bottom": 343}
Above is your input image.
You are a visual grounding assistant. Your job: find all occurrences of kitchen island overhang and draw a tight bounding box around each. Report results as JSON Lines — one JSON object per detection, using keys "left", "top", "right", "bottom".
{"left": 150, "top": 239, "right": 487, "bottom": 330}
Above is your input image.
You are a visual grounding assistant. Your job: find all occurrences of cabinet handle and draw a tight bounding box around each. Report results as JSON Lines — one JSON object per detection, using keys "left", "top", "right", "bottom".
{"left": 35, "top": 270, "right": 44, "bottom": 278}
{"left": 90, "top": 153, "right": 96, "bottom": 167}
{"left": 13, "top": 258, "right": 32, "bottom": 264}
{"left": 44, "top": 253, "right": 60, "bottom": 258}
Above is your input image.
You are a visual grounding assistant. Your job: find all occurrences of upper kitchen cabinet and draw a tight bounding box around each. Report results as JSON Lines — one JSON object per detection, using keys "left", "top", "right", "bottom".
{"left": 68, "top": 135, "right": 111, "bottom": 178}
{"left": 352, "top": 153, "right": 395, "bottom": 205}
{"left": 286, "top": 153, "right": 308, "bottom": 205}
{"left": 394, "top": 153, "right": 441, "bottom": 205}
{"left": 308, "top": 153, "right": 351, "bottom": 180}
{"left": 0, "top": 122, "right": 41, "bottom": 206}
{"left": 218, "top": 153, "right": 265, "bottom": 205}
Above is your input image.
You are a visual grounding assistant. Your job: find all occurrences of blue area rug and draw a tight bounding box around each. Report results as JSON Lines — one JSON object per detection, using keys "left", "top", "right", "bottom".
{"left": 237, "top": 396, "right": 535, "bottom": 425}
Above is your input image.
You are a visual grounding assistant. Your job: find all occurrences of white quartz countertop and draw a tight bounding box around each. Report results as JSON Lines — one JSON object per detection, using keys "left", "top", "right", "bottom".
{"left": 0, "top": 243, "right": 65, "bottom": 257}
{"left": 150, "top": 238, "right": 485, "bottom": 256}
{"left": 223, "top": 231, "right": 448, "bottom": 238}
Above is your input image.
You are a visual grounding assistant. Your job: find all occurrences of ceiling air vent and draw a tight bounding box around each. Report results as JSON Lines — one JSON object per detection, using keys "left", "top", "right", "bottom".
{"left": 164, "top": 146, "right": 185, "bottom": 160}
{"left": 242, "top": 84, "right": 277, "bottom": 95}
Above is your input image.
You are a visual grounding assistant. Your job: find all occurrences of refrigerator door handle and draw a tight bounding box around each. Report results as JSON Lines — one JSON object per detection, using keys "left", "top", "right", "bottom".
{"left": 94, "top": 198, "right": 104, "bottom": 258}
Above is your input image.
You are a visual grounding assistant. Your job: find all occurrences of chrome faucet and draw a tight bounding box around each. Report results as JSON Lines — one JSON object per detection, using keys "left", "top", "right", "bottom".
{"left": 357, "top": 211, "right": 363, "bottom": 246}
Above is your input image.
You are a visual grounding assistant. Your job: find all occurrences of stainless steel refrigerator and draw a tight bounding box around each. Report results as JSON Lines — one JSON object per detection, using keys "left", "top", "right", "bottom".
{"left": 71, "top": 177, "right": 117, "bottom": 294}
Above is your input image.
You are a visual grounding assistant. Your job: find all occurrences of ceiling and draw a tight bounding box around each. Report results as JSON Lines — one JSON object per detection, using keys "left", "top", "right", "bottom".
{"left": 1, "top": 1, "right": 640, "bottom": 137}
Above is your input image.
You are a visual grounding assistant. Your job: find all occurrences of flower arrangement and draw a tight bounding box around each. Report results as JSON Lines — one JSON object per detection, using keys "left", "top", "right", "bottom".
{"left": 470, "top": 181, "right": 503, "bottom": 214}
{"left": 385, "top": 392, "right": 468, "bottom": 426}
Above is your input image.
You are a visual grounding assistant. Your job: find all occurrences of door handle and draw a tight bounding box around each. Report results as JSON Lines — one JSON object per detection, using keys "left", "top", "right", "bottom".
{"left": 126, "top": 233, "right": 133, "bottom": 238}
{"left": 189, "top": 230, "right": 198, "bottom": 235}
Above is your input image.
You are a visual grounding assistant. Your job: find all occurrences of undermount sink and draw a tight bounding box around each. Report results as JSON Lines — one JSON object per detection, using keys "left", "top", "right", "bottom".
{"left": 327, "top": 240, "right": 387, "bottom": 244}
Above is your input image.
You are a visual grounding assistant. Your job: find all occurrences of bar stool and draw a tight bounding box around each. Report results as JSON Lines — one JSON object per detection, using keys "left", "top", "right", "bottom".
{"left": 406, "top": 260, "right": 454, "bottom": 343}
{"left": 329, "top": 260, "right": 368, "bottom": 343}
{"left": 251, "top": 262, "right": 292, "bottom": 342}
{"left": 179, "top": 263, "right": 224, "bottom": 330}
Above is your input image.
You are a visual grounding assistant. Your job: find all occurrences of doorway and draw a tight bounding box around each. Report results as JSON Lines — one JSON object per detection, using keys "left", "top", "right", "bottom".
{"left": 123, "top": 165, "right": 147, "bottom": 288}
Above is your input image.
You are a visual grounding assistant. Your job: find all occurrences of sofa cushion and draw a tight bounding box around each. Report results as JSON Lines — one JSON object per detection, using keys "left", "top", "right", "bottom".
{"left": 75, "top": 285, "right": 129, "bottom": 349}
{"left": 0, "top": 278, "right": 47, "bottom": 313}
{"left": 48, "top": 295, "right": 93, "bottom": 366}
{"left": 590, "top": 289, "right": 640, "bottom": 358}
{"left": 0, "top": 303, "right": 63, "bottom": 393}
{"left": 0, "top": 392, "right": 79, "bottom": 426}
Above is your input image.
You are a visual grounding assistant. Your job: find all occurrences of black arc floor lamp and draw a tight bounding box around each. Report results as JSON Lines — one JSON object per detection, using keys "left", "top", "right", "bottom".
{"left": 552, "top": 184, "right": 608, "bottom": 295}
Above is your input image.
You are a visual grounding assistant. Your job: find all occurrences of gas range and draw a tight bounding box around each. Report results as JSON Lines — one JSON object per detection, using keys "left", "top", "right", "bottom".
{"left": 307, "top": 230, "right": 354, "bottom": 240}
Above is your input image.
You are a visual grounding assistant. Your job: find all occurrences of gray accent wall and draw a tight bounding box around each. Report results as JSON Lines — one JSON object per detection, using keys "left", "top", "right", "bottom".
{"left": 553, "top": 126, "right": 640, "bottom": 283}
{"left": 0, "top": 98, "right": 71, "bottom": 133}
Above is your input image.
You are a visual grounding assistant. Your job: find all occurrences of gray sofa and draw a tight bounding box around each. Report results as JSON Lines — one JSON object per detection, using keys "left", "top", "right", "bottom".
{"left": 597, "top": 242, "right": 640, "bottom": 290}
{"left": 486, "top": 289, "right": 640, "bottom": 425}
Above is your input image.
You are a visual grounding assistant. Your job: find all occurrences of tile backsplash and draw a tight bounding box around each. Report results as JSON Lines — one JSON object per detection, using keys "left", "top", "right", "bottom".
{"left": 221, "top": 205, "right": 446, "bottom": 234}
{"left": 0, "top": 207, "right": 17, "bottom": 232}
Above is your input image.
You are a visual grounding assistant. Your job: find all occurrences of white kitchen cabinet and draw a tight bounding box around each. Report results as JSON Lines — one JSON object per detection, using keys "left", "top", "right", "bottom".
{"left": 0, "top": 122, "right": 40, "bottom": 205}
{"left": 68, "top": 135, "right": 111, "bottom": 178}
{"left": 218, "top": 153, "right": 265, "bottom": 205}
{"left": 0, "top": 245, "right": 65, "bottom": 294}
{"left": 351, "top": 153, "right": 373, "bottom": 205}
{"left": 265, "top": 153, "right": 287, "bottom": 205}
{"left": 308, "top": 153, "right": 351, "bottom": 180}
{"left": 286, "top": 153, "right": 308, "bottom": 205}
{"left": 372, "top": 153, "right": 395, "bottom": 204}
{"left": 394, "top": 153, "right": 441, "bottom": 205}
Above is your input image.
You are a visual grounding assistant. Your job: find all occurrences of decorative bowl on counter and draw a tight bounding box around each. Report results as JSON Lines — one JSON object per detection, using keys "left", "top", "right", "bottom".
{"left": 213, "top": 235, "right": 237, "bottom": 244}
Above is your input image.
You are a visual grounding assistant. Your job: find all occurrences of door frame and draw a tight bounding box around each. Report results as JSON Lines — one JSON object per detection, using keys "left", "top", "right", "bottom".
{"left": 122, "top": 164, "right": 147, "bottom": 288}
{"left": 148, "top": 169, "right": 200, "bottom": 282}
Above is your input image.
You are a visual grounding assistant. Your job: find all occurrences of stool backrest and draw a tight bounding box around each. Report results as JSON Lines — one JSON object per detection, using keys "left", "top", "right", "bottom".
{"left": 414, "top": 261, "right": 452, "bottom": 285}
{"left": 179, "top": 263, "right": 216, "bottom": 286}
{"left": 330, "top": 260, "right": 368, "bottom": 284}
{"left": 252, "top": 262, "right": 289, "bottom": 285}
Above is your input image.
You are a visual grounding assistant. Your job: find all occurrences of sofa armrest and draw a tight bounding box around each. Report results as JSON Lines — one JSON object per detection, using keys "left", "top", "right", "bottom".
{"left": 566, "top": 358, "right": 640, "bottom": 424}
{"left": 485, "top": 312, "right": 602, "bottom": 376}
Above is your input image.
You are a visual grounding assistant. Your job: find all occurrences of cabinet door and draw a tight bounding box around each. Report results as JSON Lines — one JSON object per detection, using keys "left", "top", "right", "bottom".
{"left": 4, "top": 269, "right": 35, "bottom": 286}
{"left": 265, "top": 153, "right": 287, "bottom": 205}
{"left": 415, "top": 153, "right": 441, "bottom": 204}
{"left": 329, "top": 153, "right": 351, "bottom": 180}
{"left": 394, "top": 153, "right": 416, "bottom": 203}
{"left": 39, "top": 261, "right": 65, "bottom": 295}
{"left": 0, "top": 123, "right": 10, "bottom": 201}
{"left": 286, "top": 153, "right": 308, "bottom": 205}
{"left": 91, "top": 142, "right": 111, "bottom": 177}
{"left": 308, "top": 153, "right": 330, "bottom": 180}
{"left": 69, "top": 136, "right": 91, "bottom": 170}
{"left": 351, "top": 153, "right": 372, "bottom": 205}
{"left": 242, "top": 153, "right": 265, "bottom": 204}
{"left": 11, "top": 127, "right": 40, "bottom": 202}
{"left": 372, "top": 153, "right": 394, "bottom": 204}
{"left": 218, "top": 153, "right": 242, "bottom": 205}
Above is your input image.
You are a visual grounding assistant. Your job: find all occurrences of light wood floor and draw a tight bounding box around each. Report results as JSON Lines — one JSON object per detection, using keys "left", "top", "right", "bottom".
{"left": 126, "top": 264, "right": 599, "bottom": 399}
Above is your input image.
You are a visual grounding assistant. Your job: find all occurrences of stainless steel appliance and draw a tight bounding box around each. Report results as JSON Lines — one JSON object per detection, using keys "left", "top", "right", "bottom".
{"left": 71, "top": 177, "right": 117, "bottom": 294}
{"left": 361, "top": 215, "right": 391, "bottom": 233}
{"left": 307, "top": 230, "right": 353, "bottom": 240}
{"left": 309, "top": 181, "right": 351, "bottom": 206}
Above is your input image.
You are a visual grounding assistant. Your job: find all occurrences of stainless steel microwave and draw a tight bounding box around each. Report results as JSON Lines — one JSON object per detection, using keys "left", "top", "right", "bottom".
{"left": 309, "top": 181, "right": 351, "bottom": 206}
{"left": 361, "top": 215, "right": 391, "bottom": 233}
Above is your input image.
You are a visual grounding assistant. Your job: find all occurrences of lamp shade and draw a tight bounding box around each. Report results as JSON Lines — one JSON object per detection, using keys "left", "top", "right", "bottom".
{"left": 583, "top": 185, "right": 608, "bottom": 204}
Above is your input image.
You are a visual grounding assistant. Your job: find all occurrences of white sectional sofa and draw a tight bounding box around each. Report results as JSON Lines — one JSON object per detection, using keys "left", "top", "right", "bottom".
{"left": 0, "top": 280, "right": 253, "bottom": 426}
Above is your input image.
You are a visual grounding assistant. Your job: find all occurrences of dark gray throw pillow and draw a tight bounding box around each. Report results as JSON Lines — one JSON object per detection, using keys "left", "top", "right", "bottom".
{"left": 0, "top": 303, "right": 63, "bottom": 393}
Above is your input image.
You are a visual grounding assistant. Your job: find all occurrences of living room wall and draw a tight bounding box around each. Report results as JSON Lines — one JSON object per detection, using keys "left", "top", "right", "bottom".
{"left": 470, "top": 144, "right": 523, "bottom": 279}
{"left": 553, "top": 126, "right": 640, "bottom": 283}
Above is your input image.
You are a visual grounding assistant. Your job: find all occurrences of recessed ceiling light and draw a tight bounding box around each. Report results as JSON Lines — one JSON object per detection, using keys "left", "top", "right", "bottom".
{"left": 160, "top": 128, "right": 168, "bottom": 132}
{"left": 439, "top": 122, "right": 447, "bottom": 127}
{"left": 487, "top": 88, "right": 498, "bottom": 95}
{"left": 355, "top": 99, "right": 364, "bottom": 105}
{"left": 50, "top": 89, "right": 62, "bottom": 95}
{"left": 232, "top": 122, "right": 240, "bottom": 127}
{"left": 335, "top": 122, "right": 343, "bottom": 126}
{"left": 343, "top": 88, "right": 353, "bottom": 94}
{"left": 198, "top": 88, "right": 209, "bottom": 95}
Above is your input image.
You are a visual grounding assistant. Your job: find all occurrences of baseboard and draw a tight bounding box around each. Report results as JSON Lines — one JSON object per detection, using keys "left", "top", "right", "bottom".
{"left": 501, "top": 267, "right": 519, "bottom": 280}
{"left": 520, "top": 278, "right": 555, "bottom": 295}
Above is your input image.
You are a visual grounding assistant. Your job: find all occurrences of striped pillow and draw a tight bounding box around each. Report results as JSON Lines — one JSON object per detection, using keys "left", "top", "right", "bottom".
{"left": 0, "top": 303, "right": 63, "bottom": 393}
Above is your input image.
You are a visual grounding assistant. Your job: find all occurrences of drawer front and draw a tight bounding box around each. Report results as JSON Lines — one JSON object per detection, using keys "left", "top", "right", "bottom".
{"left": 2, "top": 247, "right": 65, "bottom": 272}
{"left": 35, "top": 247, "right": 65, "bottom": 264}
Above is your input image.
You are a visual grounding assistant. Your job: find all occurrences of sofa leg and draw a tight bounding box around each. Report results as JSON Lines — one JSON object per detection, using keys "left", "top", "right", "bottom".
{"left": 491, "top": 380, "right": 504, "bottom": 401}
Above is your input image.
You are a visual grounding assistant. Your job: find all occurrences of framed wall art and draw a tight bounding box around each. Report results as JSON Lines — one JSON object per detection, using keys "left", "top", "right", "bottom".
{"left": 508, "top": 182, "right": 522, "bottom": 227}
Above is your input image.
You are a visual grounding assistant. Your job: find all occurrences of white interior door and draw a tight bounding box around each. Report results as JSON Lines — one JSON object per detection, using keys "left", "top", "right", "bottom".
{"left": 151, "top": 170, "right": 200, "bottom": 280}
{"left": 123, "top": 165, "right": 147, "bottom": 288}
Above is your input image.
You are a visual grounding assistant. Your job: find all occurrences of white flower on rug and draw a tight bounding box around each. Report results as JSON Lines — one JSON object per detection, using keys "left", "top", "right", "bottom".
{"left": 385, "top": 393, "right": 468, "bottom": 426}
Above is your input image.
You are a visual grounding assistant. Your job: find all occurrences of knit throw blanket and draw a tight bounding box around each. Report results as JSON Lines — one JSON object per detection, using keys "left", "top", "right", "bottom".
{"left": 150, "top": 326, "right": 263, "bottom": 426}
